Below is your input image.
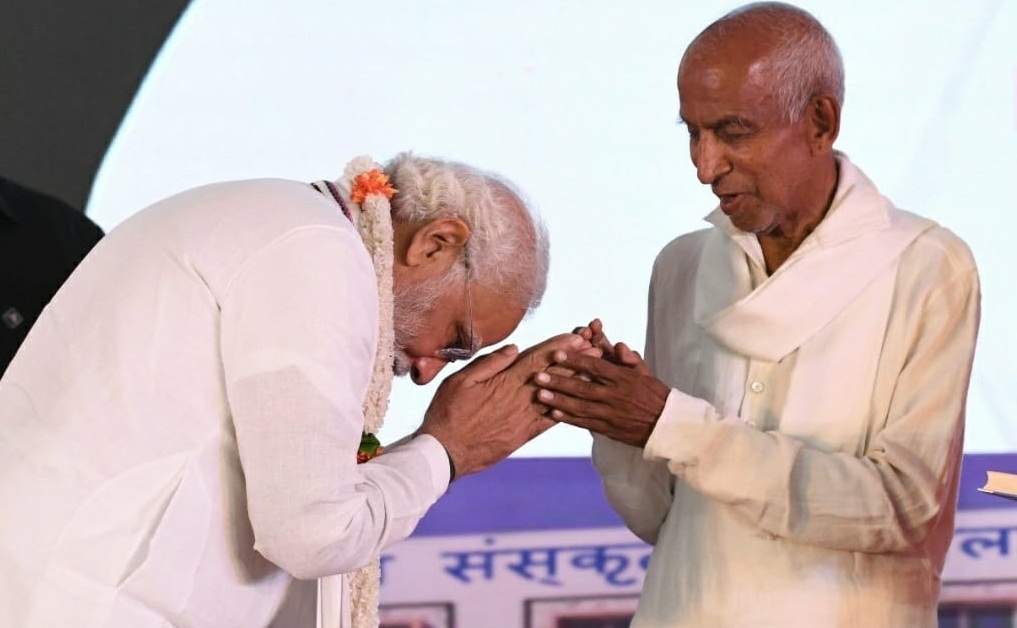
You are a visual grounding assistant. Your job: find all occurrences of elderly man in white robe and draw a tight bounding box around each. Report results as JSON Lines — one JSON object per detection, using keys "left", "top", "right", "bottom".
{"left": 0, "top": 152, "right": 586, "bottom": 627}
{"left": 533, "top": 3, "right": 980, "bottom": 627}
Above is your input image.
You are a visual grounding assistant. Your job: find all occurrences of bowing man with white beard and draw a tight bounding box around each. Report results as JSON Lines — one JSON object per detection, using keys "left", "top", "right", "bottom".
{"left": 0, "top": 152, "right": 582, "bottom": 627}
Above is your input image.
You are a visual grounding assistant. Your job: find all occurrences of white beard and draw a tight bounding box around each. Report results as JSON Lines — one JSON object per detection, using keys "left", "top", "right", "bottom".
{"left": 392, "top": 349, "right": 413, "bottom": 377}
{"left": 390, "top": 272, "right": 457, "bottom": 377}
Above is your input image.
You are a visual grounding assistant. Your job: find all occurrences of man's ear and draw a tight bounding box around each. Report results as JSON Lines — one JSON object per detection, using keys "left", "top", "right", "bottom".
{"left": 807, "top": 94, "right": 841, "bottom": 155}
{"left": 404, "top": 216, "right": 471, "bottom": 269}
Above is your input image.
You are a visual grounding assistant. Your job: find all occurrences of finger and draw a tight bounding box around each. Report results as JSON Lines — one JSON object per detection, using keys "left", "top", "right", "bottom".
{"left": 536, "top": 387, "right": 604, "bottom": 417}
{"left": 588, "top": 319, "right": 613, "bottom": 352}
{"left": 533, "top": 395, "right": 580, "bottom": 424}
{"left": 614, "top": 342, "right": 641, "bottom": 367}
{"left": 549, "top": 408, "right": 593, "bottom": 430}
{"left": 536, "top": 389, "right": 612, "bottom": 427}
{"left": 525, "top": 333, "right": 586, "bottom": 353}
{"left": 592, "top": 337, "right": 613, "bottom": 356}
{"left": 620, "top": 344, "right": 651, "bottom": 374}
{"left": 543, "top": 364, "right": 595, "bottom": 384}
{"left": 578, "top": 346, "right": 603, "bottom": 358}
{"left": 550, "top": 350, "right": 622, "bottom": 381}
{"left": 548, "top": 407, "right": 582, "bottom": 424}
{"left": 456, "top": 344, "right": 519, "bottom": 384}
{"left": 534, "top": 370, "right": 605, "bottom": 400}
{"left": 613, "top": 343, "right": 651, "bottom": 374}
{"left": 513, "top": 334, "right": 586, "bottom": 372}
{"left": 545, "top": 364, "right": 577, "bottom": 378}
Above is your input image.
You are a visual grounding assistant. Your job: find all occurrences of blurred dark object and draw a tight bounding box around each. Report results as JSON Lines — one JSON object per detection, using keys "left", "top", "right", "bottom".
{"left": 0, "top": 0, "right": 191, "bottom": 209}
{"left": 0, "top": 176, "right": 104, "bottom": 374}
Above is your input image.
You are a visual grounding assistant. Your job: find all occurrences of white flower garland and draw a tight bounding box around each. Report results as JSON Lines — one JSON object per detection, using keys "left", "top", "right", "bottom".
{"left": 318, "top": 156, "right": 395, "bottom": 628}
{"left": 340, "top": 155, "right": 395, "bottom": 437}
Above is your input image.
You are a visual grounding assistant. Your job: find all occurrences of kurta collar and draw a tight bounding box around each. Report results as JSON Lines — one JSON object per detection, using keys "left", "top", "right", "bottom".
{"left": 694, "top": 153, "right": 935, "bottom": 362}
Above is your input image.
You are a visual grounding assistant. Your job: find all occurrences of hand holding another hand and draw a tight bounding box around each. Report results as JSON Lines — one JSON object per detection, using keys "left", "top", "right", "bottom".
{"left": 417, "top": 334, "right": 591, "bottom": 478}
{"left": 539, "top": 320, "right": 669, "bottom": 448}
{"left": 572, "top": 318, "right": 647, "bottom": 371}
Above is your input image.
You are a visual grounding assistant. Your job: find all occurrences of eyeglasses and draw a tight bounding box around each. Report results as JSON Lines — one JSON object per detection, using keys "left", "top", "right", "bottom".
{"left": 434, "top": 256, "right": 476, "bottom": 363}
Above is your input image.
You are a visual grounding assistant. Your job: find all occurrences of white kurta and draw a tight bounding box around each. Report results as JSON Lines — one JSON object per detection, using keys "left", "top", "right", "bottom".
{"left": 0, "top": 179, "right": 450, "bottom": 627}
{"left": 593, "top": 155, "right": 980, "bottom": 627}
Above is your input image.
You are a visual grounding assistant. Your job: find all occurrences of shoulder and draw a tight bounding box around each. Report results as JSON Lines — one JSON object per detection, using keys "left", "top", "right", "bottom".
{"left": 655, "top": 228, "right": 710, "bottom": 263}
{"left": 652, "top": 228, "right": 711, "bottom": 276}
{"left": 891, "top": 209, "right": 979, "bottom": 306}
{"left": 115, "top": 178, "right": 358, "bottom": 254}
{"left": 162, "top": 178, "right": 343, "bottom": 226}
{"left": 645, "top": 228, "right": 713, "bottom": 303}
{"left": 92, "top": 178, "right": 368, "bottom": 298}
{"left": 894, "top": 208, "right": 977, "bottom": 280}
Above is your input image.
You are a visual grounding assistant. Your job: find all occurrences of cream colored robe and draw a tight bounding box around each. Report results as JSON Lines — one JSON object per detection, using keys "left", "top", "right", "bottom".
{"left": 593, "top": 155, "right": 980, "bottom": 627}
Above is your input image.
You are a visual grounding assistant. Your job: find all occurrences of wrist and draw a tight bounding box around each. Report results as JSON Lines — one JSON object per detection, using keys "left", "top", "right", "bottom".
{"left": 416, "top": 428, "right": 458, "bottom": 483}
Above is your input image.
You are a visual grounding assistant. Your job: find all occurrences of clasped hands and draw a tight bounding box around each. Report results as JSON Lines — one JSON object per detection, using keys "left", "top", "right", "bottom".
{"left": 533, "top": 319, "right": 670, "bottom": 448}
{"left": 418, "top": 319, "right": 669, "bottom": 480}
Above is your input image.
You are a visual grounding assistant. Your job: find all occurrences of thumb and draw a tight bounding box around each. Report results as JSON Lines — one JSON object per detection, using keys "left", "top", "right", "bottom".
{"left": 457, "top": 344, "right": 519, "bottom": 384}
{"left": 615, "top": 342, "right": 650, "bottom": 374}
{"left": 615, "top": 342, "right": 639, "bottom": 365}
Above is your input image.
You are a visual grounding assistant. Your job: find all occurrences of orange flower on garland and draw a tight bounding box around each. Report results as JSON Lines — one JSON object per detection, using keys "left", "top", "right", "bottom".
{"left": 350, "top": 169, "right": 397, "bottom": 204}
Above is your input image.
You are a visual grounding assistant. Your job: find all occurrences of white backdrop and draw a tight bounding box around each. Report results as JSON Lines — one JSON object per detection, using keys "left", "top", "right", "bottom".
{"left": 87, "top": 0, "right": 1016, "bottom": 456}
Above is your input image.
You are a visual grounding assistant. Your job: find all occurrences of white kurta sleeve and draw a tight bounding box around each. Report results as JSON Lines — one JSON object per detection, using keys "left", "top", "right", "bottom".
{"left": 643, "top": 266, "right": 980, "bottom": 553}
{"left": 219, "top": 225, "right": 448, "bottom": 580}
{"left": 591, "top": 434, "right": 673, "bottom": 545}
{"left": 591, "top": 253, "right": 677, "bottom": 545}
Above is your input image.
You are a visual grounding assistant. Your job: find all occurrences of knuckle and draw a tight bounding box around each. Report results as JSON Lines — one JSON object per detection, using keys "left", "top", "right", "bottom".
{"left": 579, "top": 380, "right": 600, "bottom": 396}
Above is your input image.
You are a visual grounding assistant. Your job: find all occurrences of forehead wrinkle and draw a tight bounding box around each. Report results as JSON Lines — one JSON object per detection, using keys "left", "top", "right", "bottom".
{"left": 681, "top": 60, "right": 781, "bottom": 129}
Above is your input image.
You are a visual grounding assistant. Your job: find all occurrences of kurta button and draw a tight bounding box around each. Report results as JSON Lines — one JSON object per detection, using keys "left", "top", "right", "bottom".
{"left": 749, "top": 381, "right": 764, "bottom": 393}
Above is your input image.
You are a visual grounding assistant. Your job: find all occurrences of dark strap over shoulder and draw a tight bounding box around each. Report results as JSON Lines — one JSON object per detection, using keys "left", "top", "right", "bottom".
{"left": 310, "top": 180, "right": 352, "bottom": 221}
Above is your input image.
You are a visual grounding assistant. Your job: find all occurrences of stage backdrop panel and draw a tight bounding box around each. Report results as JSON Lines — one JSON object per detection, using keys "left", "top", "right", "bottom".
{"left": 87, "top": 0, "right": 1017, "bottom": 458}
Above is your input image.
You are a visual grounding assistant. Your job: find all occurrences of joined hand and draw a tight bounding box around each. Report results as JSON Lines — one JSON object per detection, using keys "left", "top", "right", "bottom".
{"left": 534, "top": 320, "right": 670, "bottom": 448}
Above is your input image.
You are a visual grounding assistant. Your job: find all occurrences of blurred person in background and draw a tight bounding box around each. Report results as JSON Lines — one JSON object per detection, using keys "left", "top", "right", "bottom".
{"left": 0, "top": 175, "right": 103, "bottom": 375}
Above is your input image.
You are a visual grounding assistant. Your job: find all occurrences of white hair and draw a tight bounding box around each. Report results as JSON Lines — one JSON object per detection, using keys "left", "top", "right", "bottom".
{"left": 685, "top": 1, "right": 845, "bottom": 122}
{"left": 383, "top": 152, "right": 550, "bottom": 313}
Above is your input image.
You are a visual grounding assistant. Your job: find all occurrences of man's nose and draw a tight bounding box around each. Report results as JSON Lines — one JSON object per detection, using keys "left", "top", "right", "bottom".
{"left": 692, "top": 135, "right": 731, "bottom": 185}
{"left": 410, "top": 357, "right": 449, "bottom": 385}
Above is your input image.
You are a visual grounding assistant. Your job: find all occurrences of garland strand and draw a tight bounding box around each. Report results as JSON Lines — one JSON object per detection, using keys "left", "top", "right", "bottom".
{"left": 321, "top": 156, "right": 397, "bottom": 628}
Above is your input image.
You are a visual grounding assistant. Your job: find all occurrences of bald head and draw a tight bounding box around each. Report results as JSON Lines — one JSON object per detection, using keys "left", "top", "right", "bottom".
{"left": 680, "top": 2, "right": 844, "bottom": 123}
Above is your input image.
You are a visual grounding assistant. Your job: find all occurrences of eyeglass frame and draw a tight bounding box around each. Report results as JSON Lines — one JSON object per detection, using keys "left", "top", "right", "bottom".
{"left": 433, "top": 254, "right": 475, "bottom": 363}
